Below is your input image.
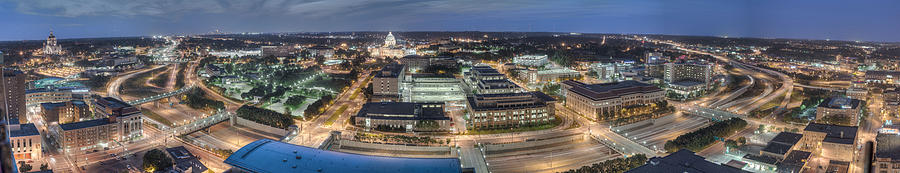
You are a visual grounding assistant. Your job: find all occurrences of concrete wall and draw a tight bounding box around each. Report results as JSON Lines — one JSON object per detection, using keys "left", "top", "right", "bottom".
{"left": 232, "top": 116, "right": 288, "bottom": 136}
{"left": 337, "top": 140, "right": 457, "bottom": 158}
{"left": 340, "top": 140, "right": 454, "bottom": 153}
{"left": 484, "top": 134, "right": 585, "bottom": 152}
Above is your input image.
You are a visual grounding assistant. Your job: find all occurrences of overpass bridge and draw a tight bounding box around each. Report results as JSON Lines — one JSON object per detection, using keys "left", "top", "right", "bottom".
{"left": 126, "top": 85, "right": 195, "bottom": 105}
{"left": 146, "top": 110, "right": 232, "bottom": 137}
{"left": 681, "top": 106, "right": 742, "bottom": 121}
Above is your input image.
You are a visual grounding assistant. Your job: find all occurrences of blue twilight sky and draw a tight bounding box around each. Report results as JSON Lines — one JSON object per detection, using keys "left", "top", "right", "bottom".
{"left": 1, "top": 0, "right": 899, "bottom": 42}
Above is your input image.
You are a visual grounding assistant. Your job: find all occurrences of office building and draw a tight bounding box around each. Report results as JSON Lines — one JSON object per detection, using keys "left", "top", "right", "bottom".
{"left": 25, "top": 88, "right": 91, "bottom": 106}
{"left": 875, "top": 132, "right": 900, "bottom": 173}
{"left": 307, "top": 45, "right": 334, "bottom": 58}
{"left": 463, "top": 65, "right": 522, "bottom": 94}
{"left": 775, "top": 150, "right": 812, "bottom": 173}
{"left": 591, "top": 62, "right": 628, "bottom": 82}
{"left": 1, "top": 69, "right": 26, "bottom": 124}
{"left": 512, "top": 55, "right": 549, "bottom": 67}
{"left": 353, "top": 102, "right": 451, "bottom": 132}
{"left": 627, "top": 149, "right": 748, "bottom": 173}
{"left": 8, "top": 122, "right": 41, "bottom": 162}
{"left": 399, "top": 55, "right": 458, "bottom": 73}
{"left": 884, "top": 88, "right": 900, "bottom": 117}
{"left": 466, "top": 92, "right": 556, "bottom": 129}
{"left": 261, "top": 46, "right": 295, "bottom": 58}
{"left": 92, "top": 97, "right": 143, "bottom": 141}
{"left": 645, "top": 52, "right": 666, "bottom": 64}
{"left": 845, "top": 81, "right": 867, "bottom": 100}
{"left": 165, "top": 146, "right": 209, "bottom": 173}
{"left": 799, "top": 123, "right": 857, "bottom": 162}
{"left": 815, "top": 97, "right": 862, "bottom": 126}
{"left": 400, "top": 74, "right": 466, "bottom": 103}
{"left": 742, "top": 132, "right": 808, "bottom": 172}
{"left": 517, "top": 68, "right": 580, "bottom": 84}
{"left": 562, "top": 80, "right": 665, "bottom": 121}
{"left": 760, "top": 132, "right": 803, "bottom": 160}
{"left": 865, "top": 70, "right": 900, "bottom": 84}
{"left": 372, "top": 64, "right": 405, "bottom": 102}
{"left": 664, "top": 61, "right": 713, "bottom": 97}
{"left": 53, "top": 118, "right": 118, "bottom": 153}
{"left": 224, "top": 139, "right": 465, "bottom": 173}
{"left": 41, "top": 100, "right": 91, "bottom": 124}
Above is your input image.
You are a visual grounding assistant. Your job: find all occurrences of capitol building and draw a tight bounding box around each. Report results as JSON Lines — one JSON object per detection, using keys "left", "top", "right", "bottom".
{"left": 369, "top": 32, "right": 414, "bottom": 58}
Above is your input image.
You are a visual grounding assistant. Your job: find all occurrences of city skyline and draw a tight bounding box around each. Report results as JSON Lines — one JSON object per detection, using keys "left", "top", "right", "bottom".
{"left": 1, "top": 0, "right": 900, "bottom": 42}
{"left": 2, "top": 1, "right": 899, "bottom": 173}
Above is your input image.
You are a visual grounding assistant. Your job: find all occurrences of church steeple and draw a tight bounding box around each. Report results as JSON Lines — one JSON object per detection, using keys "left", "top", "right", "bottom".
{"left": 43, "top": 29, "right": 62, "bottom": 55}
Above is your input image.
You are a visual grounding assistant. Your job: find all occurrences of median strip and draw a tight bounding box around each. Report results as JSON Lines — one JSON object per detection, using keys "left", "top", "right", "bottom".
{"left": 324, "top": 105, "right": 349, "bottom": 126}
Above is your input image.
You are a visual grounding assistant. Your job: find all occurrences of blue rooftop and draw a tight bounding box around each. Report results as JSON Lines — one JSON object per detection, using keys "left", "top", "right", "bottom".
{"left": 225, "top": 139, "right": 463, "bottom": 173}
{"left": 10, "top": 123, "right": 40, "bottom": 137}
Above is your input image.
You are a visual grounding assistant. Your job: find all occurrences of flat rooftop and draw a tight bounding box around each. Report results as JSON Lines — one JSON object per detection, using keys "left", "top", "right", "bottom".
{"left": 165, "top": 146, "right": 208, "bottom": 173}
{"left": 776, "top": 150, "right": 812, "bottom": 173}
{"left": 563, "top": 80, "right": 662, "bottom": 101}
{"left": 10, "top": 123, "right": 40, "bottom": 137}
{"left": 59, "top": 118, "right": 113, "bottom": 131}
{"left": 375, "top": 64, "right": 404, "bottom": 78}
{"left": 627, "top": 149, "right": 748, "bottom": 173}
{"left": 97, "top": 97, "right": 132, "bottom": 109}
{"left": 762, "top": 132, "right": 803, "bottom": 155}
{"left": 804, "top": 123, "right": 858, "bottom": 145}
{"left": 467, "top": 91, "right": 555, "bottom": 111}
{"left": 356, "top": 102, "right": 449, "bottom": 120}
{"left": 818, "top": 97, "right": 861, "bottom": 110}
{"left": 876, "top": 133, "right": 900, "bottom": 160}
{"left": 224, "top": 139, "right": 463, "bottom": 173}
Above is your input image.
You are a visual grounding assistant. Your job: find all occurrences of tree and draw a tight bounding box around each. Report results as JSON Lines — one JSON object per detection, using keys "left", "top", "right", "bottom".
{"left": 664, "top": 118, "right": 748, "bottom": 152}
{"left": 737, "top": 137, "right": 747, "bottom": 145}
{"left": 561, "top": 154, "right": 647, "bottom": 173}
{"left": 143, "top": 149, "right": 173, "bottom": 172}
{"left": 236, "top": 105, "right": 293, "bottom": 129}
{"left": 183, "top": 88, "right": 225, "bottom": 110}
{"left": 416, "top": 120, "right": 440, "bottom": 130}
{"left": 40, "top": 163, "right": 49, "bottom": 171}
{"left": 18, "top": 161, "right": 32, "bottom": 172}
{"left": 284, "top": 95, "right": 306, "bottom": 108}
{"left": 725, "top": 139, "right": 739, "bottom": 148}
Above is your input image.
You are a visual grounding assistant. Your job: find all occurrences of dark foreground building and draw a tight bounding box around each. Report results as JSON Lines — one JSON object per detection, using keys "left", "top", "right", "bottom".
{"left": 627, "top": 149, "right": 748, "bottom": 173}
{"left": 225, "top": 139, "right": 468, "bottom": 173}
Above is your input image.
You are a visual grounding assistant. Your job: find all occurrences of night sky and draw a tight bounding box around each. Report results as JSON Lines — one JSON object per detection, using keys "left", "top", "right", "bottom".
{"left": 1, "top": 0, "right": 899, "bottom": 42}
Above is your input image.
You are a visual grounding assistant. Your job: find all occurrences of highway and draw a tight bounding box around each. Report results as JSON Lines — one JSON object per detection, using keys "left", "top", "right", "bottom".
{"left": 106, "top": 65, "right": 167, "bottom": 99}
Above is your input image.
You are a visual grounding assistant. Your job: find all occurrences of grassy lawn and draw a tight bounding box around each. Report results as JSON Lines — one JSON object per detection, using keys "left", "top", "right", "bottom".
{"left": 141, "top": 108, "right": 174, "bottom": 127}
{"left": 759, "top": 93, "right": 786, "bottom": 111}
{"left": 122, "top": 66, "right": 169, "bottom": 97}
{"left": 175, "top": 63, "right": 187, "bottom": 89}
{"left": 349, "top": 75, "right": 373, "bottom": 100}
{"left": 324, "top": 105, "right": 349, "bottom": 126}
{"left": 149, "top": 69, "right": 171, "bottom": 88}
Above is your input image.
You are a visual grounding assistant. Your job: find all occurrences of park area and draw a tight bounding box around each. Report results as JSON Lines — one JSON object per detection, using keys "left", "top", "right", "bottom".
{"left": 201, "top": 58, "right": 354, "bottom": 119}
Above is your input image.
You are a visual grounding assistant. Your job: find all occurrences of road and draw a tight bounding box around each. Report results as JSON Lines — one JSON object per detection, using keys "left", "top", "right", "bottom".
{"left": 186, "top": 59, "right": 243, "bottom": 111}
{"left": 290, "top": 71, "right": 370, "bottom": 147}
{"left": 106, "top": 65, "right": 167, "bottom": 99}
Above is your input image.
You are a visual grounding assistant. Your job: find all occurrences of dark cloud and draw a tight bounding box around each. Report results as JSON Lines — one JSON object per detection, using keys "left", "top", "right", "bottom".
{"left": 2, "top": 0, "right": 899, "bottom": 42}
